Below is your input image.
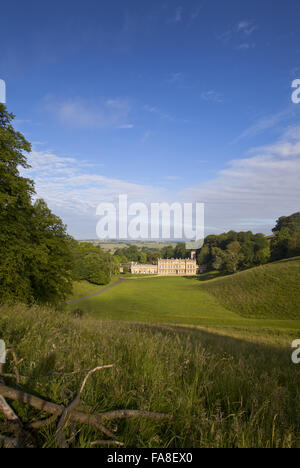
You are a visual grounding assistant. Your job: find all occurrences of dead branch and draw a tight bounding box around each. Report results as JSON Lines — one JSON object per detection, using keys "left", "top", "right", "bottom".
{"left": 55, "top": 365, "right": 117, "bottom": 447}
{"left": 28, "top": 414, "right": 59, "bottom": 429}
{"left": 0, "top": 382, "right": 170, "bottom": 425}
{"left": 0, "top": 395, "right": 22, "bottom": 423}
{"left": 91, "top": 440, "right": 124, "bottom": 447}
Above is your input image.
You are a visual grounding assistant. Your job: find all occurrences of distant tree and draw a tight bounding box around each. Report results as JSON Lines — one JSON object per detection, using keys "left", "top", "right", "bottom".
{"left": 161, "top": 245, "right": 175, "bottom": 259}
{"left": 271, "top": 213, "right": 300, "bottom": 261}
{"left": 221, "top": 241, "right": 244, "bottom": 274}
{"left": 73, "top": 242, "right": 119, "bottom": 285}
{"left": 199, "top": 230, "right": 270, "bottom": 272}
{"left": 138, "top": 251, "right": 147, "bottom": 263}
{"left": 197, "top": 244, "right": 211, "bottom": 265}
{"left": 174, "top": 242, "right": 187, "bottom": 259}
{"left": 272, "top": 212, "right": 300, "bottom": 234}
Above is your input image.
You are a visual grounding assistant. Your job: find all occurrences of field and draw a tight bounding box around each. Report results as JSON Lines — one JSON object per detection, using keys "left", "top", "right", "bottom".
{"left": 79, "top": 240, "right": 176, "bottom": 253}
{"left": 66, "top": 258, "right": 300, "bottom": 346}
{"left": 0, "top": 258, "right": 299, "bottom": 447}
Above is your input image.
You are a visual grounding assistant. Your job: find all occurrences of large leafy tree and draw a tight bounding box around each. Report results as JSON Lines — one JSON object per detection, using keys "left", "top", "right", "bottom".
{"left": 0, "top": 104, "right": 73, "bottom": 304}
{"left": 73, "top": 242, "right": 119, "bottom": 285}
{"left": 271, "top": 213, "right": 300, "bottom": 261}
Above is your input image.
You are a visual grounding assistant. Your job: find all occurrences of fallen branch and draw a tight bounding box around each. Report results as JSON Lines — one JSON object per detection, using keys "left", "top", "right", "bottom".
{"left": 55, "top": 365, "right": 118, "bottom": 447}
{"left": 91, "top": 440, "right": 124, "bottom": 447}
{"left": 0, "top": 383, "right": 170, "bottom": 425}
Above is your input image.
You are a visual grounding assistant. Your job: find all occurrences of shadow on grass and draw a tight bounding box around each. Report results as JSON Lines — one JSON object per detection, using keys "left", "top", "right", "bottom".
{"left": 126, "top": 321, "right": 293, "bottom": 369}
{"left": 183, "top": 271, "right": 233, "bottom": 282}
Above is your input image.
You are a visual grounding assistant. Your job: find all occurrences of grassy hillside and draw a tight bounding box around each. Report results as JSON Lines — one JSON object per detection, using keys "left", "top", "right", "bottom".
{"left": 66, "top": 276, "right": 300, "bottom": 342}
{"left": 201, "top": 257, "right": 300, "bottom": 319}
{"left": 0, "top": 304, "right": 299, "bottom": 448}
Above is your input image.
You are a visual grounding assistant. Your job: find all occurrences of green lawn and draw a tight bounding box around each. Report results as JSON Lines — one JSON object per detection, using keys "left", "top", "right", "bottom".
{"left": 66, "top": 270, "right": 300, "bottom": 346}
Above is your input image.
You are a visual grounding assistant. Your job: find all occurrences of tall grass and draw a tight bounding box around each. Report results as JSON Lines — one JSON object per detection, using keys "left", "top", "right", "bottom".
{"left": 0, "top": 304, "right": 299, "bottom": 448}
{"left": 201, "top": 257, "right": 300, "bottom": 319}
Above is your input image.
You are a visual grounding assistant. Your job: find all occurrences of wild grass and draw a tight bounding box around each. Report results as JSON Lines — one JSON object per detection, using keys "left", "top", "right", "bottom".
{"left": 201, "top": 257, "right": 300, "bottom": 319}
{"left": 66, "top": 274, "right": 300, "bottom": 340}
{"left": 0, "top": 304, "right": 299, "bottom": 448}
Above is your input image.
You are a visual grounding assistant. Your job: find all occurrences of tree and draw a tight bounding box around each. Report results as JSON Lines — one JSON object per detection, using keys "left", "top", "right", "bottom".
{"left": 221, "top": 241, "right": 243, "bottom": 273}
{"left": 272, "top": 212, "right": 300, "bottom": 234}
{"left": 161, "top": 245, "right": 174, "bottom": 259}
{"left": 72, "top": 242, "right": 119, "bottom": 285}
{"left": 0, "top": 104, "right": 73, "bottom": 304}
{"left": 174, "top": 242, "right": 187, "bottom": 259}
{"left": 138, "top": 251, "right": 147, "bottom": 264}
{"left": 271, "top": 213, "right": 300, "bottom": 261}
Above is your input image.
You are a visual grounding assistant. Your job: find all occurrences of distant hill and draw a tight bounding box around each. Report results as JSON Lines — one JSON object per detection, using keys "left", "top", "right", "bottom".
{"left": 201, "top": 257, "right": 300, "bottom": 319}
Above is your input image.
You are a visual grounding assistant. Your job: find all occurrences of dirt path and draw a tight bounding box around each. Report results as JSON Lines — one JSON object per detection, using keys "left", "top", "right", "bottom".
{"left": 65, "top": 278, "right": 126, "bottom": 305}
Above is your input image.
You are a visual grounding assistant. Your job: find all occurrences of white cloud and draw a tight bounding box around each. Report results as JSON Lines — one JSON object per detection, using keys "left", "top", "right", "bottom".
{"left": 237, "top": 21, "right": 257, "bottom": 35}
{"left": 233, "top": 106, "right": 298, "bottom": 143}
{"left": 201, "top": 90, "right": 223, "bottom": 103}
{"left": 236, "top": 43, "right": 255, "bottom": 51}
{"left": 21, "top": 149, "right": 166, "bottom": 238}
{"left": 183, "top": 126, "right": 300, "bottom": 234}
{"left": 43, "top": 95, "right": 132, "bottom": 130}
{"left": 20, "top": 124, "right": 300, "bottom": 238}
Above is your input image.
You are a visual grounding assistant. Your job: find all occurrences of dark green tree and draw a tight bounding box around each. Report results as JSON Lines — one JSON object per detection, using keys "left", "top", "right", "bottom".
{"left": 0, "top": 104, "right": 73, "bottom": 304}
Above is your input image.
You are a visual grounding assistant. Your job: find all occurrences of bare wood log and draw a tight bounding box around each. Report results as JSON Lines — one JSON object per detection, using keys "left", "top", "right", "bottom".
{"left": 28, "top": 414, "right": 59, "bottom": 429}
{"left": 55, "top": 365, "right": 117, "bottom": 447}
{"left": 0, "top": 383, "right": 170, "bottom": 426}
{"left": 0, "top": 395, "right": 22, "bottom": 423}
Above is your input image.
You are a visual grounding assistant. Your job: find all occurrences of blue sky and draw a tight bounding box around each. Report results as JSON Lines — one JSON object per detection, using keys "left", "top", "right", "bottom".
{"left": 1, "top": 0, "right": 300, "bottom": 238}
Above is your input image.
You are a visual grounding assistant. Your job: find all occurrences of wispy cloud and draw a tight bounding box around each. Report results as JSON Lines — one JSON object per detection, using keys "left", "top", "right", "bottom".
{"left": 21, "top": 149, "right": 166, "bottom": 238}
{"left": 237, "top": 21, "right": 258, "bottom": 36}
{"left": 141, "top": 130, "right": 152, "bottom": 143}
{"left": 167, "top": 72, "right": 184, "bottom": 84}
{"left": 218, "top": 20, "right": 258, "bottom": 50}
{"left": 143, "top": 104, "right": 173, "bottom": 120}
{"left": 235, "top": 42, "right": 255, "bottom": 51}
{"left": 201, "top": 90, "right": 223, "bottom": 103}
{"left": 43, "top": 95, "right": 132, "bottom": 130}
{"left": 167, "top": 6, "right": 183, "bottom": 24}
{"left": 233, "top": 106, "right": 298, "bottom": 143}
{"left": 183, "top": 125, "right": 300, "bottom": 234}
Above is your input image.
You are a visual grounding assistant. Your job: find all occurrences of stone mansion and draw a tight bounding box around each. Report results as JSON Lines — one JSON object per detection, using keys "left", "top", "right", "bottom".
{"left": 121, "top": 251, "right": 206, "bottom": 276}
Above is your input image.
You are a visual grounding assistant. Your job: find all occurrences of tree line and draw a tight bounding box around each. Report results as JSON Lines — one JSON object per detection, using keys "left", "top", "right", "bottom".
{"left": 197, "top": 212, "right": 300, "bottom": 274}
{"left": 114, "top": 243, "right": 190, "bottom": 265}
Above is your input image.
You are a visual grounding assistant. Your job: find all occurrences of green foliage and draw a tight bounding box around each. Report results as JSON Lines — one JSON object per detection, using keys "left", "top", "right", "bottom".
{"left": 73, "top": 241, "right": 119, "bottom": 285}
{"left": 199, "top": 230, "right": 270, "bottom": 273}
{"left": 173, "top": 242, "right": 188, "bottom": 259}
{"left": 272, "top": 212, "right": 300, "bottom": 233}
{"left": 0, "top": 104, "right": 73, "bottom": 304}
{"left": 271, "top": 213, "right": 300, "bottom": 261}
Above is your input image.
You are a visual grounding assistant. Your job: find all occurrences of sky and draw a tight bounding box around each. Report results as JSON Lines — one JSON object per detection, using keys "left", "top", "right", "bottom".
{"left": 1, "top": 0, "right": 300, "bottom": 239}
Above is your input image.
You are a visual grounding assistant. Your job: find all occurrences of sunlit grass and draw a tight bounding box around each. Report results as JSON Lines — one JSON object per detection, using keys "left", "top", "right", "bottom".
{"left": 0, "top": 304, "right": 299, "bottom": 448}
